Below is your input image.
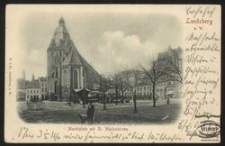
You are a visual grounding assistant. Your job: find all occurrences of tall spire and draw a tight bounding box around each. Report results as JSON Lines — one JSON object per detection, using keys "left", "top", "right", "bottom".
{"left": 51, "top": 17, "right": 69, "bottom": 47}
{"left": 59, "top": 17, "right": 65, "bottom": 26}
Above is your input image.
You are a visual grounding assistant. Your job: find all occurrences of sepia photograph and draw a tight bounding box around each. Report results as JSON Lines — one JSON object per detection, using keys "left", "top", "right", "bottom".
{"left": 5, "top": 5, "right": 221, "bottom": 143}
{"left": 16, "top": 9, "right": 183, "bottom": 124}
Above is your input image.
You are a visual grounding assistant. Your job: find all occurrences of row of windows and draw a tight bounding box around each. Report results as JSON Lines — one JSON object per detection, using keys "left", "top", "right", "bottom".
{"left": 136, "top": 86, "right": 152, "bottom": 91}
{"left": 41, "top": 88, "right": 47, "bottom": 92}
{"left": 137, "top": 92, "right": 152, "bottom": 96}
{"left": 27, "top": 90, "right": 40, "bottom": 93}
{"left": 156, "top": 89, "right": 165, "bottom": 92}
{"left": 136, "top": 88, "right": 165, "bottom": 93}
{"left": 27, "top": 95, "right": 39, "bottom": 99}
{"left": 41, "top": 83, "right": 47, "bottom": 87}
{"left": 108, "top": 86, "right": 166, "bottom": 94}
{"left": 124, "top": 92, "right": 153, "bottom": 96}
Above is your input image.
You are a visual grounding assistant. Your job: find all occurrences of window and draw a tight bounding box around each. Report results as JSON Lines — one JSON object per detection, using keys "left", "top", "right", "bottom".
{"left": 56, "top": 70, "right": 58, "bottom": 77}
{"left": 63, "top": 70, "right": 67, "bottom": 86}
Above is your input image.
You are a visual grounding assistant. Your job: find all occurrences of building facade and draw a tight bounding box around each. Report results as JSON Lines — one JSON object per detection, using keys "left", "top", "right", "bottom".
{"left": 26, "top": 80, "right": 42, "bottom": 101}
{"left": 136, "top": 83, "right": 153, "bottom": 99}
{"left": 47, "top": 18, "right": 100, "bottom": 101}
{"left": 38, "top": 77, "right": 48, "bottom": 100}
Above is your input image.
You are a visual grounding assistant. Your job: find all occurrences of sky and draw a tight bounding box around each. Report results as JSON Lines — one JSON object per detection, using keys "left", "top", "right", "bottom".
{"left": 7, "top": 5, "right": 183, "bottom": 80}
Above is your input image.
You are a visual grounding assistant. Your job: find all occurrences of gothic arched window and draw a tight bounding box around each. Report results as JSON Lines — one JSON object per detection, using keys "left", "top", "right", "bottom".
{"left": 73, "top": 69, "right": 78, "bottom": 89}
{"left": 63, "top": 70, "right": 67, "bottom": 86}
{"left": 55, "top": 69, "right": 58, "bottom": 77}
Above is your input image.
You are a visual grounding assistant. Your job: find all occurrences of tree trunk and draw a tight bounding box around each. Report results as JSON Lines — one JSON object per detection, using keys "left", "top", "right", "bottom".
{"left": 133, "top": 88, "right": 137, "bottom": 113}
{"left": 103, "top": 93, "right": 106, "bottom": 110}
{"left": 68, "top": 92, "right": 72, "bottom": 106}
{"left": 122, "top": 90, "right": 124, "bottom": 103}
{"left": 115, "top": 87, "right": 118, "bottom": 105}
{"left": 152, "top": 83, "right": 156, "bottom": 107}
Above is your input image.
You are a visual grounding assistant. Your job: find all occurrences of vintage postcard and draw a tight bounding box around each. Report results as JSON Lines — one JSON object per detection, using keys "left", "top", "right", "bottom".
{"left": 5, "top": 5, "right": 221, "bottom": 143}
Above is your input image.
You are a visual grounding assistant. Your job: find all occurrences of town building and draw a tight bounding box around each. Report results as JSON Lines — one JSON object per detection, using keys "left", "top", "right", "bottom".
{"left": 106, "top": 46, "right": 182, "bottom": 100}
{"left": 16, "top": 71, "right": 48, "bottom": 101}
{"left": 26, "top": 80, "right": 42, "bottom": 101}
{"left": 38, "top": 77, "right": 48, "bottom": 100}
{"left": 47, "top": 17, "right": 101, "bottom": 101}
{"left": 136, "top": 82, "right": 153, "bottom": 99}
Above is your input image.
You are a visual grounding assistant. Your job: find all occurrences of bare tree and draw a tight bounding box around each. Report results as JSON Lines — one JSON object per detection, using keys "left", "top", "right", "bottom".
{"left": 111, "top": 73, "right": 120, "bottom": 105}
{"left": 117, "top": 71, "right": 130, "bottom": 101}
{"left": 162, "top": 53, "right": 183, "bottom": 84}
{"left": 99, "top": 75, "right": 110, "bottom": 110}
{"left": 127, "top": 69, "right": 140, "bottom": 113}
{"left": 142, "top": 59, "right": 165, "bottom": 107}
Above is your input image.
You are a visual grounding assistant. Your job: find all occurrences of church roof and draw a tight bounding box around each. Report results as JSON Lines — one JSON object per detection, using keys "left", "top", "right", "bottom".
{"left": 51, "top": 18, "right": 100, "bottom": 81}
{"left": 62, "top": 42, "right": 82, "bottom": 66}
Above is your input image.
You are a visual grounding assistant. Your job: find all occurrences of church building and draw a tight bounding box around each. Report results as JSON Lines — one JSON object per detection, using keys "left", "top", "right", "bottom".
{"left": 47, "top": 17, "right": 100, "bottom": 101}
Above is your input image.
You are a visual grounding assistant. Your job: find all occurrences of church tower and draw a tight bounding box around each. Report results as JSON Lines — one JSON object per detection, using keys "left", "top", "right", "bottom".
{"left": 47, "top": 17, "right": 69, "bottom": 100}
{"left": 47, "top": 18, "right": 101, "bottom": 101}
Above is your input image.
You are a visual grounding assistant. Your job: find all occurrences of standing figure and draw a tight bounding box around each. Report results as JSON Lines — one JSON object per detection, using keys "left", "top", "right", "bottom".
{"left": 78, "top": 101, "right": 95, "bottom": 124}
{"left": 87, "top": 101, "right": 95, "bottom": 124}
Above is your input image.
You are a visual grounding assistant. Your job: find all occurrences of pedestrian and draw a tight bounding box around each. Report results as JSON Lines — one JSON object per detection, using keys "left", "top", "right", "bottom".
{"left": 78, "top": 101, "right": 95, "bottom": 124}
{"left": 87, "top": 101, "right": 95, "bottom": 124}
